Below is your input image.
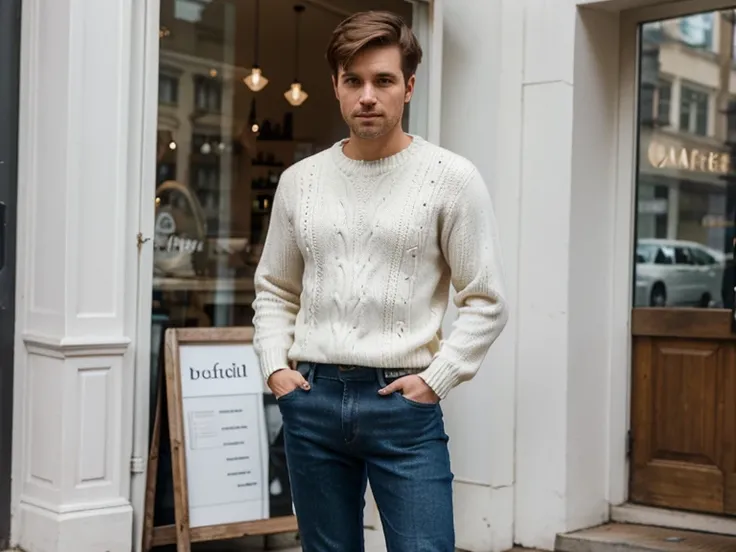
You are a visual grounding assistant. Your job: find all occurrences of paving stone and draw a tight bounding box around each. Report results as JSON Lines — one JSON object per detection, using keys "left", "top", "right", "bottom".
{"left": 556, "top": 522, "right": 736, "bottom": 552}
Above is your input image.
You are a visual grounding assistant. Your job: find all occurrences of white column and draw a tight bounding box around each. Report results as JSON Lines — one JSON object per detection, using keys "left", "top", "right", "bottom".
{"left": 11, "top": 0, "right": 138, "bottom": 550}
{"left": 513, "top": 3, "right": 621, "bottom": 549}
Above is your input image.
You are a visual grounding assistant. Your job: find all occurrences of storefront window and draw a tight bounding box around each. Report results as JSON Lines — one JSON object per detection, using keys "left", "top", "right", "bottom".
{"left": 634, "top": 10, "right": 736, "bottom": 309}
{"left": 149, "top": 0, "right": 424, "bottom": 527}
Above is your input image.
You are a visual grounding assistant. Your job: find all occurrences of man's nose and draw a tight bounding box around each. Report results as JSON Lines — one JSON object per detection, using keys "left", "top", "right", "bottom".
{"left": 359, "top": 85, "right": 377, "bottom": 104}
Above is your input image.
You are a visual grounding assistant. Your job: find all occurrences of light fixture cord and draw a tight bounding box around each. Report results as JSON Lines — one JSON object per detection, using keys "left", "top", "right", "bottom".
{"left": 294, "top": 7, "right": 301, "bottom": 81}
{"left": 254, "top": 0, "right": 260, "bottom": 65}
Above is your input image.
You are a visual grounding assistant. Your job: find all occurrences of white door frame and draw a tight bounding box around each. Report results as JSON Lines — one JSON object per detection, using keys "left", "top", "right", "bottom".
{"left": 128, "top": 0, "right": 160, "bottom": 550}
{"left": 407, "top": 0, "right": 443, "bottom": 144}
{"left": 127, "top": 0, "right": 444, "bottom": 546}
{"left": 609, "top": 0, "right": 736, "bottom": 521}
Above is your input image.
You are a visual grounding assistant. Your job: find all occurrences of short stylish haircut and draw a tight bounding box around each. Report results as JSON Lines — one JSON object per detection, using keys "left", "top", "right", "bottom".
{"left": 326, "top": 10, "right": 423, "bottom": 83}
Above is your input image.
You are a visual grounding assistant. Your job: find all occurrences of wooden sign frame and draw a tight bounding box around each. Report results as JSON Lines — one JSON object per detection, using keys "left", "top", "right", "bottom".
{"left": 142, "top": 327, "right": 298, "bottom": 552}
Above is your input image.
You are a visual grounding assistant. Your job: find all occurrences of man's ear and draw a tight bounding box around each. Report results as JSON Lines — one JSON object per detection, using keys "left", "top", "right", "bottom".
{"left": 332, "top": 74, "right": 339, "bottom": 100}
{"left": 404, "top": 74, "right": 416, "bottom": 103}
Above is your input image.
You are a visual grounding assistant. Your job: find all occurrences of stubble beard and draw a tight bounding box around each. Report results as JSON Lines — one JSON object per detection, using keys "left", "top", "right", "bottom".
{"left": 348, "top": 112, "right": 401, "bottom": 140}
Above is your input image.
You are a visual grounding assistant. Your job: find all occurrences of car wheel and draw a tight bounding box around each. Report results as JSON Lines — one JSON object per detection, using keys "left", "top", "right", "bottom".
{"left": 650, "top": 284, "right": 666, "bottom": 307}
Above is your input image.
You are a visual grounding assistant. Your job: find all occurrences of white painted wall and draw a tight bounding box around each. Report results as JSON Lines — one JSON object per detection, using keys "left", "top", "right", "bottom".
{"left": 438, "top": 1, "right": 622, "bottom": 550}
{"left": 445, "top": 1, "right": 648, "bottom": 550}
{"left": 438, "top": 1, "right": 519, "bottom": 551}
{"left": 513, "top": 2, "right": 621, "bottom": 549}
{"left": 441, "top": 3, "right": 736, "bottom": 549}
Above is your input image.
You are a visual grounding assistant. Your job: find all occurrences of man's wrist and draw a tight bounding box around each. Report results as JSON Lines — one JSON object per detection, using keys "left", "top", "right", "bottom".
{"left": 418, "top": 358, "right": 461, "bottom": 400}
{"left": 259, "top": 349, "right": 291, "bottom": 381}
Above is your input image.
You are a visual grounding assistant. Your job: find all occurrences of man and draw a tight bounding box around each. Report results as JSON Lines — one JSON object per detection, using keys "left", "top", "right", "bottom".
{"left": 252, "top": 10, "right": 508, "bottom": 551}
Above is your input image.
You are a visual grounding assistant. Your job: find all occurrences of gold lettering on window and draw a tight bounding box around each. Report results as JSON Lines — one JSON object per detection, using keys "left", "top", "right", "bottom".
{"left": 647, "top": 139, "right": 730, "bottom": 174}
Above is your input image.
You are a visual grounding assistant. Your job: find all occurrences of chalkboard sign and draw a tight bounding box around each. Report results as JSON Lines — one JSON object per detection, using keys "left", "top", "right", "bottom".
{"left": 142, "top": 327, "right": 298, "bottom": 552}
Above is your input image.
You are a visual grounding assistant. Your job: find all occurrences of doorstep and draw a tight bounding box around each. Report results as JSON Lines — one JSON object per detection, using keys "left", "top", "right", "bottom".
{"left": 556, "top": 522, "right": 736, "bottom": 552}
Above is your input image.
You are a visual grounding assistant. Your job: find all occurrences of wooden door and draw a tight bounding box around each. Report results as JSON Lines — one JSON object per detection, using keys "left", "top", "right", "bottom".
{"left": 628, "top": 8, "right": 736, "bottom": 516}
{"left": 630, "top": 309, "right": 736, "bottom": 514}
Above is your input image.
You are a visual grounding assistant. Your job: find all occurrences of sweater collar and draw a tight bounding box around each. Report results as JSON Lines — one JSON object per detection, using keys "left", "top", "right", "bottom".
{"left": 330, "top": 134, "right": 425, "bottom": 177}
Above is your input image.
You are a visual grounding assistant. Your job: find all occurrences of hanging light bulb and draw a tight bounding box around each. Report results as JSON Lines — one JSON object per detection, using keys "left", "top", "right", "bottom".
{"left": 284, "top": 81, "right": 308, "bottom": 106}
{"left": 244, "top": 66, "right": 268, "bottom": 92}
{"left": 248, "top": 98, "right": 260, "bottom": 134}
{"left": 244, "top": 0, "right": 267, "bottom": 92}
{"left": 284, "top": 5, "right": 308, "bottom": 106}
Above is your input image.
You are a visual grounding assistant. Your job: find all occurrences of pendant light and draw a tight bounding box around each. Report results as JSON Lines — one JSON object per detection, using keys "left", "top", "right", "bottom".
{"left": 249, "top": 98, "right": 260, "bottom": 134}
{"left": 244, "top": 0, "right": 268, "bottom": 92}
{"left": 284, "top": 4, "right": 308, "bottom": 107}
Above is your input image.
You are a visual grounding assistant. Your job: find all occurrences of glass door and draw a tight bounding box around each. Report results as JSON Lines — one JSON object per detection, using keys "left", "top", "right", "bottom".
{"left": 629, "top": 7, "right": 736, "bottom": 515}
{"left": 132, "top": 0, "right": 443, "bottom": 542}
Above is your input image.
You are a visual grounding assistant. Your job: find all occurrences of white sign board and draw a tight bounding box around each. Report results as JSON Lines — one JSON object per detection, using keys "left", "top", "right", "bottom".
{"left": 178, "top": 342, "right": 269, "bottom": 528}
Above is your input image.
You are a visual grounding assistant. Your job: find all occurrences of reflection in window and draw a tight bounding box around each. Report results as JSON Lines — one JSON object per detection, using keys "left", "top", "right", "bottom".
{"left": 727, "top": 99, "right": 736, "bottom": 142}
{"left": 656, "top": 80, "right": 672, "bottom": 126}
{"left": 175, "top": 0, "right": 212, "bottom": 22}
{"left": 642, "top": 20, "right": 664, "bottom": 43}
{"left": 635, "top": 10, "right": 736, "bottom": 310}
{"left": 680, "top": 12, "right": 715, "bottom": 50}
{"left": 193, "top": 75, "right": 222, "bottom": 113}
{"left": 679, "top": 85, "right": 709, "bottom": 136}
{"left": 159, "top": 73, "right": 179, "bottom": 105}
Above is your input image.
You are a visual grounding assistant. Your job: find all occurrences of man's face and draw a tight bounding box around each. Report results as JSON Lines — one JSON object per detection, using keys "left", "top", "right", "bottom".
{"left": 333, "top": 45, "right": 415, "bottom": 140}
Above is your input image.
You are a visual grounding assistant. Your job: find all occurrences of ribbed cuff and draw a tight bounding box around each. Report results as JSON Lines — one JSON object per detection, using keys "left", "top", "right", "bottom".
{"left": 418, "top": 358, "right": 461, "bottom": 400}
{"left": 258, "top": 349, "right": 290, "bottom": 381}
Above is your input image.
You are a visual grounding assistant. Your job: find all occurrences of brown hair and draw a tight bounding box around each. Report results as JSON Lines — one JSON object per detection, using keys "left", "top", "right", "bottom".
{"left": 326, "top": 11, "right": 423, "bottom": 83}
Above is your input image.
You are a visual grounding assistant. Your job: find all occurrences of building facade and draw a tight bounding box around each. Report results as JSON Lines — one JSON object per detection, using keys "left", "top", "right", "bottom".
{"left": 3, "top": 0, "right": 736, "bottom": 552}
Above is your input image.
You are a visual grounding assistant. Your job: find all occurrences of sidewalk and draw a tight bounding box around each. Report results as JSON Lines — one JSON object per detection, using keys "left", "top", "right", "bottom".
{"left": 280, "top": 528, "right": 387, "bottom": 551}
{"left": 147, "top": 528, "right": 388, "bottom": 551}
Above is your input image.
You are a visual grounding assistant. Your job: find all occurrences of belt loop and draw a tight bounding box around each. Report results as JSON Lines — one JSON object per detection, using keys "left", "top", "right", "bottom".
{"left": 376, "top": 368, "right": 388, "bottom": 389}
{"left": 307, "top": 362, "right": 316, "bottom": 386}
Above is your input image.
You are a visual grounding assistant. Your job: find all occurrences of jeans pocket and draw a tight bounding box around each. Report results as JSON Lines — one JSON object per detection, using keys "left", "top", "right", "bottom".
{"left": 276, "top": 387, "right": 301, "bottom": 402}
{"left": 395, "top": 391, "right": 440, "bottom": 410}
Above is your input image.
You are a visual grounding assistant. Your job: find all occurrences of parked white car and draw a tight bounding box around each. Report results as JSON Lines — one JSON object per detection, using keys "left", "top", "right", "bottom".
{"left": 634, "top": 238, "right": 726, "bottom": 308}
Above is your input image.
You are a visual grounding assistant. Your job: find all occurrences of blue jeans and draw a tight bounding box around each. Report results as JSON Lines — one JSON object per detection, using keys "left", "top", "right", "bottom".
{"left": 276, "top": 362, "right": 455, "bottom": 552}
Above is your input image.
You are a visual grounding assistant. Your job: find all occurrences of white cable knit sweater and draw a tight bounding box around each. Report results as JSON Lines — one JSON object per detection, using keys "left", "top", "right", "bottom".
{"left": 252, "top": 135, "right": 508, "bottom": 399}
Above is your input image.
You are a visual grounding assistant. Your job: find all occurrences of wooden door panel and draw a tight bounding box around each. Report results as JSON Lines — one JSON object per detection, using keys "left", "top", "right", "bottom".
{"left": 630, "top": 309, "right": 736, "bottom": 515}
{"left": 652, "top": 342, "right": 719, "bottom": 466}
{"left": 721, "top": 343, "right": 736, "bottom": 515}
{"left": 632, "top": 308, "right": 736, "bottom": 339}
